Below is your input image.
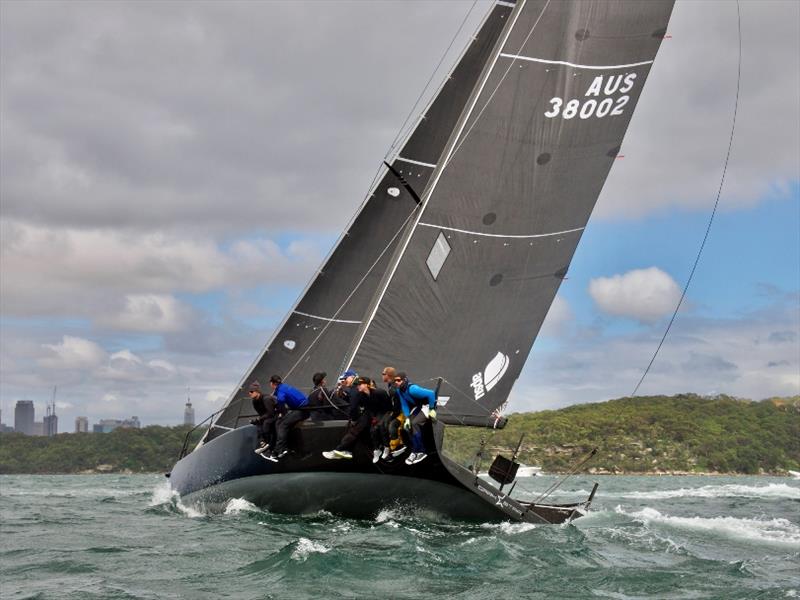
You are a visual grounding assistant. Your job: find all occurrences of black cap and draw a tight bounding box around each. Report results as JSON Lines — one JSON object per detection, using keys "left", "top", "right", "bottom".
{"left": 312, "top": 371, "right": 326, "bottom": 386}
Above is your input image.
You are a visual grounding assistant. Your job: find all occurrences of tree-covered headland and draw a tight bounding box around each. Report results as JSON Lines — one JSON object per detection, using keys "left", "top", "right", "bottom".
{"left": 0, "top": 394, "right": 797, "bottom": 475}
{"left": 444, "top": 394, "right": 800, "bottom": 474}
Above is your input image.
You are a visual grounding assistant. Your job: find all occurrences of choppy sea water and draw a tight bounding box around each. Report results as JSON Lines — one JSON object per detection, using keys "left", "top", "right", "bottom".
{"left": 1, "top": 474, "right": 798, "bottom": 599}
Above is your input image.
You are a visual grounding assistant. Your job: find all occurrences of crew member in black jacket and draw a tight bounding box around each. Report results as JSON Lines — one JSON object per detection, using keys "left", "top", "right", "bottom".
{"left": 322, "top": 376, "right": 391, "bottom": 460}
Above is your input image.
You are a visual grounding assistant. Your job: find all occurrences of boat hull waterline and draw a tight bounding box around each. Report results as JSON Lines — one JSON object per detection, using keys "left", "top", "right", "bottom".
{"left": 169, "top": 421, "right": 594, "bottom": 524}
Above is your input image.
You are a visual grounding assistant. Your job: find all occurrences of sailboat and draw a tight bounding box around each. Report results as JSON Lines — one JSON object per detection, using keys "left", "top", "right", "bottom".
{"left": 169, "top": 0, "right": 675, "bottom": 524}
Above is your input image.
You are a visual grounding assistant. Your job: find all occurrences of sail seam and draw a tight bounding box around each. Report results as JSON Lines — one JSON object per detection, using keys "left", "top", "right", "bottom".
{"left": 419, "top": 223, "right": 583, "bottom": 239}
{"left": 346, "top": 0, "right": 534, "bottom": 368}
{"left": 396, "top": 156, "right": 438, "bottom": 169}
{"left": 293, "top": 310, "right": 361, "bottom": 325}
{"left": 499, "top": 53, "right": 654, "bottom": 70}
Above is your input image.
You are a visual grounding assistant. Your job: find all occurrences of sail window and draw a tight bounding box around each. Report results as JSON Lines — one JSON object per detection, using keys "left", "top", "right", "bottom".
{"left": 426, "top": 231, "right": 451, "bottom": 281}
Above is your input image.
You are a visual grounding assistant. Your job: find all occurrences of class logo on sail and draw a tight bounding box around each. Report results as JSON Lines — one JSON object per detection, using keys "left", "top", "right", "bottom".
{"left": 470, "top": 352, "right": 510, "bottom": 400}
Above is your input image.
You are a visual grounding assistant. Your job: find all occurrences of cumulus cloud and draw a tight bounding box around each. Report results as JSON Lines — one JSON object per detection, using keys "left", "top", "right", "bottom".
{"left": 39, "top": 336, "right": 107, "bottom": 369}
{"left": 98, "top": 294, "right": 193, "bottom": 333}
{"left": 589, "top": 267, "right": 682, "bottom": 323}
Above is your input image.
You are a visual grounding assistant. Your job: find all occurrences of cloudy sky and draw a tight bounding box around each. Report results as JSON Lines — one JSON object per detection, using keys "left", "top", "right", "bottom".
{"left": 1, "top": 0, "right": 798, "bottom": 429}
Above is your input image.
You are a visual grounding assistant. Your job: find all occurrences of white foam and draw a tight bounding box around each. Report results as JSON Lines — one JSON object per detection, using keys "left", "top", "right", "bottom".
{"left": 223, "top": 498, "right": 259, "bottom": 515}
{"left": 148, "top": 481, "right": 205, "bottom": 518}
{"left": 481, "top": 521, "right": 538, "bottom": 535}
{"left": 375, "top": 507, "right": 399, "bottom": 523}
{"left": 291, "top": 538, "right": 330, "bottom": 561}
{"left": 617, "top": 506, "right": 800, "bottom": 547}
{"left": 620, "top": 483, "right": 800, "bottom": 500}
{"left": 149, "top": 481, "right": 177, "bottom": 506}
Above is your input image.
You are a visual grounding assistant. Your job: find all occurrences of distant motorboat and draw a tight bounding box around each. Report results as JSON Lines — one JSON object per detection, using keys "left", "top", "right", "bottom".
{"left": 518, "top": 465, "right": 543, "bottom": 478}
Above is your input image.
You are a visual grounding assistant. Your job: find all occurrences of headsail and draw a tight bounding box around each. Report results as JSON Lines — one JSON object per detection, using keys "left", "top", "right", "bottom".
{"left": 347, "top": 0, "right": 675, "bottom": 426}
{"left": 208, "top": 2, "right": 517, "bottom": 434}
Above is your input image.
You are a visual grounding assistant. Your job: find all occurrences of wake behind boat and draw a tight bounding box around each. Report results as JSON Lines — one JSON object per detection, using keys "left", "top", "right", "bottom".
{"left": 169, "top": 0, "right": 675, "bottom": 524}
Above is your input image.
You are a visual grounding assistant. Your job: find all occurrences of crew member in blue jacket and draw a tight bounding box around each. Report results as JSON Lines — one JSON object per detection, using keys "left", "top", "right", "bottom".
{"left": 393, "top": 372, "right": 436, "bottom": 465}
{"left": 270, "top": 374, "right": 309, "bottom": 459}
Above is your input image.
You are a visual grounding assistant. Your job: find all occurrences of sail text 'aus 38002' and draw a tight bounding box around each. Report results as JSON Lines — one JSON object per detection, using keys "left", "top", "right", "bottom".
{"left": 544, "top": 72, "right": 638, "bottom": 120}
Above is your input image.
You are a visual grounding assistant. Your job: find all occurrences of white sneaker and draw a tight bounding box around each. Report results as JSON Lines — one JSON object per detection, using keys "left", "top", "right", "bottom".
{"left": 381, "top": 447, "right": 390, "bottom": 460}
{"left": 322, "top": 450, "right": 339, "bottom": 460}
{"left": 405, "top": 452, "right": 417, "bottom": 465}
{"left": 392, "top": 446, "right": 407, "bottom": 458}
{"left": 411, "top": 452, "right": 428, "bottom": 465}
{"left": 333, "top": 449, "right": 353, "bottom": 459}
{"left": 254, "top": 443, "right": 270, "bottom": 455}
{"left": 372, "top": 449, "right": 381, "bottom": 464}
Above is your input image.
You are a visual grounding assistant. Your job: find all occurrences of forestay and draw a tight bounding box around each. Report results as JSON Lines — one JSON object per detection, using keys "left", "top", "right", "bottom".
{"left": 347, "top": 0, "right": 675, "bottom": 426}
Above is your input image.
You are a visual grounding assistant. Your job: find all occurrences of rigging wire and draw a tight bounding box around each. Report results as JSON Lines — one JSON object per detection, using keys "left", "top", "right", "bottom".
{"left": 631, "top": 1, "right": 742, "bottom": 397}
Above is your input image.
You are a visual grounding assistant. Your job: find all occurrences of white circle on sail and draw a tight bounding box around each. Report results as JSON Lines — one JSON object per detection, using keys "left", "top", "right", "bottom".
{"left": 387, "top": 187, "right": 400, "bottom": 197}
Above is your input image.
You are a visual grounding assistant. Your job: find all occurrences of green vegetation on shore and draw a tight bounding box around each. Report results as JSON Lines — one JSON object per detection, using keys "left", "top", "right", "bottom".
{"left": 0, "top": 394, "right": 797, "bottom": 475}
{"left": 0, "top": 425, "right": 204, "bottom": 475}
{"left": 444, "top": 394, "right": 800, "bottom": 474}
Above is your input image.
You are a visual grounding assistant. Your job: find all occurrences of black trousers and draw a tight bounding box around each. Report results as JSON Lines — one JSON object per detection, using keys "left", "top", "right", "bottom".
{"left": 256, "top": 417, "right": 276, "bottom": 448}
{"left": 274, "top": 410, "right": 308, "bottom": 453}
{"left": 335, "top": 412, "right": 371, "bottom": 451}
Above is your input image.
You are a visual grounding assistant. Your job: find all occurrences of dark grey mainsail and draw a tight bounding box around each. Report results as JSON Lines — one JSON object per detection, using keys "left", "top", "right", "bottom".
{"left": 208, "top": 3, "right": 516, "bottom": 434}
{"left": 347, "top": 0, "right": 675, "bottom": 426}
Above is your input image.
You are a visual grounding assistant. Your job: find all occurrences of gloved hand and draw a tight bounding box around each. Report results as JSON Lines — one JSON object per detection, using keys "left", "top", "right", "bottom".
{"left": 429, "top": 409, "right": 437, "bottom": 421}
{"left": 421, "top": 405, "right": 430, "bottom": 419}
{"left": 249, "top": 418, "right": 258, "bottom": 425}
{"left": 403, "top": 418, "right": 411, "bottom": 431}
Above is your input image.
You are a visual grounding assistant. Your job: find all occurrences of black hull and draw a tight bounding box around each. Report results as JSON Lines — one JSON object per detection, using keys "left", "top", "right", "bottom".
{"left": 169, "top": 420, "right": 592, "bottom": 524}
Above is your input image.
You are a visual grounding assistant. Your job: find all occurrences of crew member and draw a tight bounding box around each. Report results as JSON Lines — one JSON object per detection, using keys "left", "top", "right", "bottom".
{"left": 270, "top": 374, "right": 310, "bottom": 459}
{"left": 381, "top": 366, "right": 406, "bottom": 460}
{"left": 248, "top": 380, "right": 279, "bottom": 461}
{"left": 323, "top": 376, "right": 389, "bottom": 460}
{"left": 394, "top": 372, "right": 437, "bottom": 465}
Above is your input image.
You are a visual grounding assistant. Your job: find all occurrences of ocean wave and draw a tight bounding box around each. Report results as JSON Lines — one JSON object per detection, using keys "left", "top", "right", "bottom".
{"left": 616, "top": 506, "right": 800, "bottom": 547}
{"left": 619, "top": 483, "right": 800, "bottom": 500}
{"left": 148, "top": 481, "right": 205, "bottom": 518}
{"left": 290, "top": 537, "right": 330, "bottom": 561}
{"left": 223, "top": 498, "right": 259, "bottom": 515}
{"left": 481, "top": 521, "right": 538, "bottom": 535}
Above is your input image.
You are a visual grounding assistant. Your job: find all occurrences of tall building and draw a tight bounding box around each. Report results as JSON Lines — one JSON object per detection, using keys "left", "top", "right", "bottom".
{"left": 184, "top": 392, "right": 195, "bottom": 427}
{"left": 75, "top": 416, "right": 89, "bottom": 433}
{"left": 43, "top": 404, "right": 58, "bottom": 437}
{"left": 14, "top": 400, "right": 34, "bottom": 435}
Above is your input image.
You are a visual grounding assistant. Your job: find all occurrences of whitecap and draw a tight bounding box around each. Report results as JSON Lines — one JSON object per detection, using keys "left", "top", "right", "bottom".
{"left": 290, "top": 538, "right": 330, "bottom": 561}
{"left": 148, "top": 481, "right": 205, "bottom": 518}
{"left": 619, "top": 483, "right": 800, "bottom": 501}
{"left": 481, "top": 521, "right": 538, "bottom": 535}
{"left": 223, "top": 498, "right": 259, "bottom": 515}
{"left": 616, "top": 506, "right": 800, "bottom": 547}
